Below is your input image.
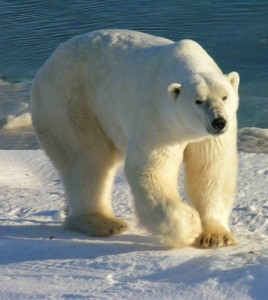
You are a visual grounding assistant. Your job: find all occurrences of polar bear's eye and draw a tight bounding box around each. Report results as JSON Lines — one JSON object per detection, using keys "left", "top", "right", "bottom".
{"left": 222, "top": 96, "right": 227, "bottom": 101}
{"left": 195, "top": 100, "right": 203, "bottom": 105}
{"left": 173, "top": 88, "right": 180, "bottom": 97}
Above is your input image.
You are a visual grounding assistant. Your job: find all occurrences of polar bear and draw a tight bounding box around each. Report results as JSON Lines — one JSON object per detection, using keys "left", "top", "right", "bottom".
{"left": 31, "top": 30, "right": 239, "bottom": 248}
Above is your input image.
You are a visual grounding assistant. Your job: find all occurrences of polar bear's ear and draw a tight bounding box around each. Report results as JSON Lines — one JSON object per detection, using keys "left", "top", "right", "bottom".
{"left": 168, "top": 83, "right": 182, "bottom": 101}
{"left": 227, "top": 72, "right": 240, "bottom": 93}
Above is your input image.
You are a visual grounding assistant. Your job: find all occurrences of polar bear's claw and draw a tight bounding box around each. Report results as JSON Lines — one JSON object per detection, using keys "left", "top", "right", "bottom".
{"left": 196, "top": 229, "right": 237, "bottom": 249}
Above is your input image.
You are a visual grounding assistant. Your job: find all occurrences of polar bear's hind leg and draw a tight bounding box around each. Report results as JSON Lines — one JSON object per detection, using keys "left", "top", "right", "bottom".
{"left": 32, "top": 83, "right": 127, "bottom": 237}
{"left": 62, "top": 107, "right": 128, "bottom": 237}
{"left": 63, "top": 144, "right": 128, "bottom": 237}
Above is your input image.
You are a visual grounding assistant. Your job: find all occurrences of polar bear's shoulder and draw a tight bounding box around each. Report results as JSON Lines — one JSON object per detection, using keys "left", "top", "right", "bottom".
{"left": 171, "top": 39, "right": 221, "bottom": 73}
{"left": 174, "top": 39, "right": 210, "bottom": 57}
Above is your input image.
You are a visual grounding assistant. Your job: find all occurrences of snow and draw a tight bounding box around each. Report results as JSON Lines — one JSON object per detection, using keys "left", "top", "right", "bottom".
{"left": 238, "top": 128, "right": 268, "bottom": 153}
{"left": 1, "top": 113, "right": 32, "bottom": 130}
{"left": 0, "top": 150, "right": 267, "bottom": 299}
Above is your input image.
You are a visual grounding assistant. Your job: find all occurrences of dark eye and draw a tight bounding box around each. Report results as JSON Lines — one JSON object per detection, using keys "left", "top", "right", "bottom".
{"left": 173, "top": 87, "right": 180, "bottom": 97}
{"left": 195, "top": 100, "right": 203, "bottom": 105}
{"left": 222, "top": 96, "right": 227, "bottom": 101}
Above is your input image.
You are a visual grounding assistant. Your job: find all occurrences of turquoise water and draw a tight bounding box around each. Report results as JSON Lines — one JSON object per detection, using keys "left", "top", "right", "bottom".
{"left": 0, "top": 0, "right": 267, "bottom": 148}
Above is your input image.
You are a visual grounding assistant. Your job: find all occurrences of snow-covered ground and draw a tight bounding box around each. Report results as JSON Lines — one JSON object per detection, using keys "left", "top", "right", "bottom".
{"left": 0, "top": 149, "right": 267, "bottom": 300}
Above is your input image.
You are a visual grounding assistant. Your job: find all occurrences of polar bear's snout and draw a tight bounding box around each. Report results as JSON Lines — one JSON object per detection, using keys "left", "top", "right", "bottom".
{"left": 211, "top": 117, "right": 226, "bottom": 131}
{"left": 205, "top": 100, "right": 228, "bottom": 135}
{"left": 208, "top": 115, "right": 228, "bottom": 135}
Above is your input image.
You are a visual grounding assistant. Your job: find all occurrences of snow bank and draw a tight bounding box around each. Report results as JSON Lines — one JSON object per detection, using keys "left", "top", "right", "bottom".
{"left": 0, "top": 80, "right": 32, "bottom": 131}
{"left": 0, "top": 150, "right": 267, "bottom": 299}
{"left": 1, "top": 112, "right": 32, "bottom": 130}
{"left": 238, "top": 127, "right": 268, "bottom": 153}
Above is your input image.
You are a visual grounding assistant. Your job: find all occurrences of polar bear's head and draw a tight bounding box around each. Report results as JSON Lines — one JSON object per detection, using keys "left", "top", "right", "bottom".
{"left": 167, "top": 72, "right": 239, "bottom": 138}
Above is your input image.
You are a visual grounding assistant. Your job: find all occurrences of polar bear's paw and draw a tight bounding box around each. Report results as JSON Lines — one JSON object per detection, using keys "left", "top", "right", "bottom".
{"left": 195, "top": 226, "right": 237, "bottom": 248}
{"left": 65, "top": 213, "right": 128, "bottom": 237}
{"left": 159, "top": 203, "right": 202, "bottom": 249}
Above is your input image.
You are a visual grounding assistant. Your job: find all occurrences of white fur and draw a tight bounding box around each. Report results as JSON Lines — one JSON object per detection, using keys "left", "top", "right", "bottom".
{"left": 31, "top": 30, "right": 239, "bottom": 248}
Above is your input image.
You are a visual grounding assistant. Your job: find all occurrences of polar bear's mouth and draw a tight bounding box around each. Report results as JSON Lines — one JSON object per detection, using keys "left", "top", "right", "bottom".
{"left": 207, "top": 128, "right": 227, "bottom": 135}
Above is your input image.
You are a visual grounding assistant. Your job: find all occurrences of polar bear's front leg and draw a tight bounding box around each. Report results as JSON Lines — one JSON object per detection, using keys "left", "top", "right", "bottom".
{"left": 125, "top": 146, "right": 202, "bottom": 248}
{"left": 184, "top": 131, "right": 238, "bottom": 248}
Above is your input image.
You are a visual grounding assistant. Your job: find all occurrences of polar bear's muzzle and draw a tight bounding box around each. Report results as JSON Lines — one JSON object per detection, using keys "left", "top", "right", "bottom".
{"left": 208, "top": 116, "right": 228, "bottom": 135}
{"left": 207, "top": 105, "right": 228, "bottom": 135}
{"left": 210, "top": 117, "right": 227, "bottom": 133}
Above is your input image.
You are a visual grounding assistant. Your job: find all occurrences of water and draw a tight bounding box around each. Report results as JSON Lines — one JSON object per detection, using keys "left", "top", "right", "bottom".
{"left": 0, "top": 0, "right": 267, "bottom": 149}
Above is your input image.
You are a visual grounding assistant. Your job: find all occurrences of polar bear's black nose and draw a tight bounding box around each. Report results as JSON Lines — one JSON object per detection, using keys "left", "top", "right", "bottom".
{"left": 211, "top": 118, "right": 226, "bottom": 130}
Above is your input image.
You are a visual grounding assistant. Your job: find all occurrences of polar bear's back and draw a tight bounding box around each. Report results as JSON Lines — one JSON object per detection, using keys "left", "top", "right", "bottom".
{"left": 33, "top": 30, "right": 176, "bottom": 101}
{"left": 57, "top": 30, "right": 216, "bottom": 65}
{"left": 68, "top": 30, "right": 221, "bottom": 81}
{"left": 36, "top": 29, "right": 220, "bottom": 89}
{"left": 63, "top": 29, "right": 173, "bottom": 54}
{"left": 45, "top": 29, "right": 173, "bottom": 69}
